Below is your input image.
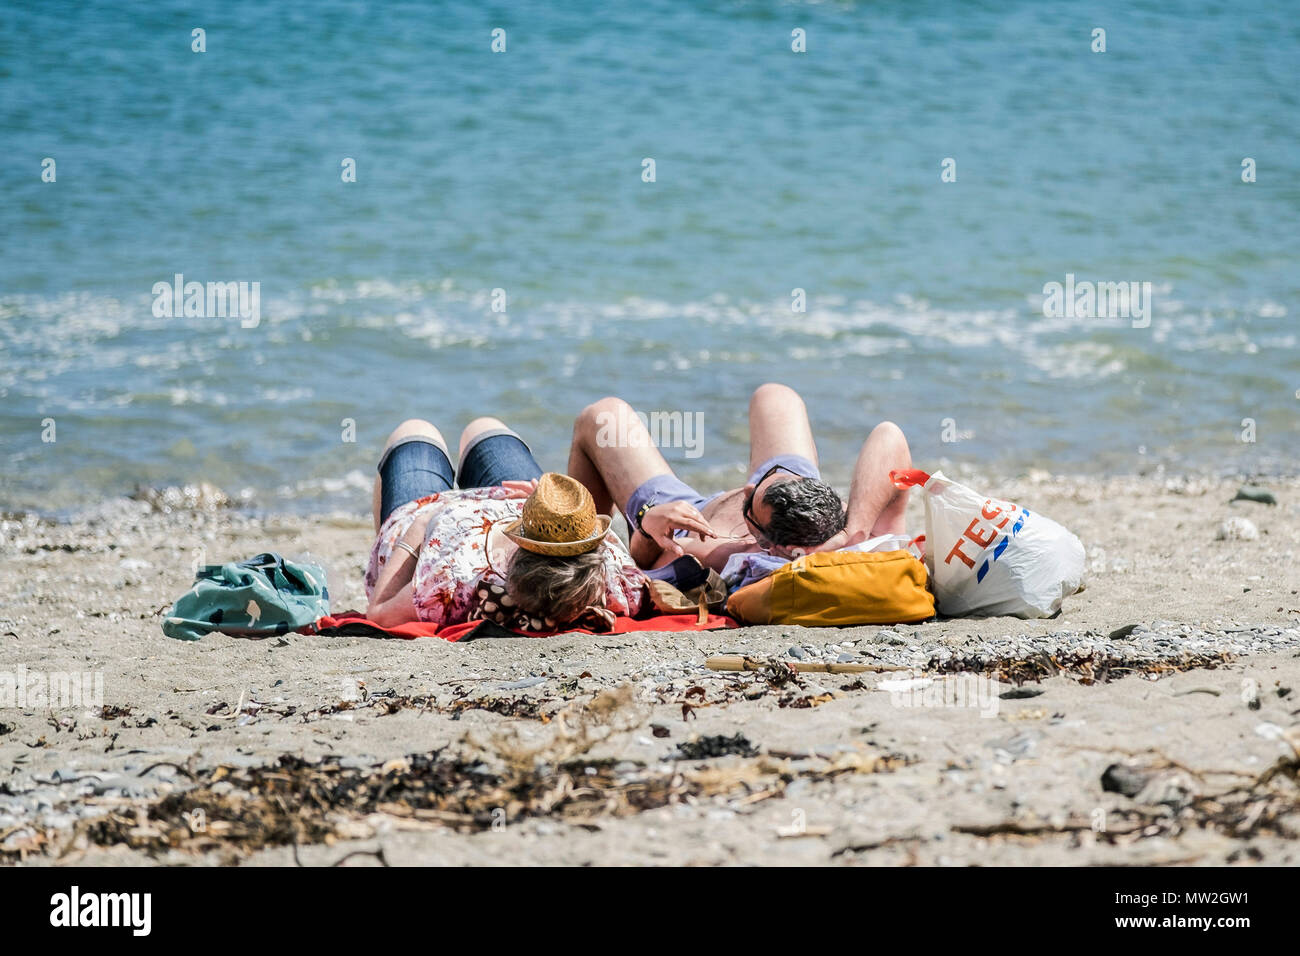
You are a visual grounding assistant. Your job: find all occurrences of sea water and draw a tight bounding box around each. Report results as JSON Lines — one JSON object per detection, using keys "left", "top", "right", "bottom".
{"left": 1, "top": 0, "right": 1296, "bottom": 513}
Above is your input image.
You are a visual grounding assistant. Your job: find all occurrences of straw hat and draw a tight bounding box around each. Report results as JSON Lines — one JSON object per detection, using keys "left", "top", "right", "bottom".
{"left": 503, "top": 473, "right": 611, "bottom": 557}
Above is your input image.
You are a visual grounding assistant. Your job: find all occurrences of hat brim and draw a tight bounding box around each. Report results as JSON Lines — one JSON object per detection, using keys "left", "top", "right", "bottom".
{"left": 502, "top": 514, "right": 612, "bottom": 557}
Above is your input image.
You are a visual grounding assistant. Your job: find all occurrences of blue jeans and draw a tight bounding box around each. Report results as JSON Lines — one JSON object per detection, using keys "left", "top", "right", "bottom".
{"left": 376, "top": 428, "right": 543, "bottom": 523}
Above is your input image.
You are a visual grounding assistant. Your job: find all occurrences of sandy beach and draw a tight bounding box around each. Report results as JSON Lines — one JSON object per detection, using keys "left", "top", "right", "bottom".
{"left": 3, "top": 470, "right": 1298, "bottom": 866}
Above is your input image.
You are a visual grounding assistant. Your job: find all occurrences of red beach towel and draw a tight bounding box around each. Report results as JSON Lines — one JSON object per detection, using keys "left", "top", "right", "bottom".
{"left": 306, "top": 610, "right": 736, "bottom": 642}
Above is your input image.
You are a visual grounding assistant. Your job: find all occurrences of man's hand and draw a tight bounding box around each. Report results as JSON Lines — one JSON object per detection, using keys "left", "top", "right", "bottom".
{"left": 816, "top": 529, "right": 850, "bottom": 552}
{"left": 641, "top": 501, "right": 717, "bottom": 557}
{"left": 778, "top": 528, "right": 849, "bottom": 558}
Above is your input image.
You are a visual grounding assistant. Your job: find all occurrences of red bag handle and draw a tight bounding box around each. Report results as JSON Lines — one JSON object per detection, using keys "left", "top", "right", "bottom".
{"left": 890, "top": 468, "right": 932, "bottom": 489}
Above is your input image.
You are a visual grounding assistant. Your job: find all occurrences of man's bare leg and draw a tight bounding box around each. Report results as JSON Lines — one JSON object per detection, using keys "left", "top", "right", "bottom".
{"left": 568, "top": 397, "right": 678, "bottom": 518}
{"left": 569, "top": 397, "right": 714, "bottom": 567}
{"left": 844, "top": 421, "right": 912, "bottom": 540}
{"left": 746, "top": 383, "right": 819, "bottom": 475}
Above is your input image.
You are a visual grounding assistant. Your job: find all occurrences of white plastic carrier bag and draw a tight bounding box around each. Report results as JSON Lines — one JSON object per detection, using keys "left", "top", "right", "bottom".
{"left": 890, "top": 468, "right": 1085, "bottom": 618}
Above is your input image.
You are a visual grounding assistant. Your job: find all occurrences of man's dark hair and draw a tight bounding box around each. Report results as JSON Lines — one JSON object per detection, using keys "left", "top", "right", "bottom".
{"left": 761, "top": 478, "right": 846, "bottom": 547}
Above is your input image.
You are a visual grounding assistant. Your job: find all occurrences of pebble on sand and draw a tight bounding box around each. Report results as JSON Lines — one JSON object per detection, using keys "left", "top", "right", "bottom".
{"left": 1232, "top": 485, "right": 1277, "bottom": 506}
{"left": 1216, "top": 517, "right": 1260, "bottom": 541}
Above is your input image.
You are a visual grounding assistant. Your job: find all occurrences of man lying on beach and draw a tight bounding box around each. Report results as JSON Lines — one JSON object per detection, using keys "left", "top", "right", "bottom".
{"left": 567, "top": 384, "right": 914, "bottom": 573}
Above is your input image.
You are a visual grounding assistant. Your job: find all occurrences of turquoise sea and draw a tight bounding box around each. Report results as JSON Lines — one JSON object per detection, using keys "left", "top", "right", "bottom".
{"left": 2, "top": 0, "right": 1297, "bottom": 513}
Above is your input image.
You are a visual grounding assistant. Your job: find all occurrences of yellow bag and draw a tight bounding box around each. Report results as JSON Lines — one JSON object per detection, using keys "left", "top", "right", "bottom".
{"left": 725, "top": 550, "right": 934, "bottom": 627}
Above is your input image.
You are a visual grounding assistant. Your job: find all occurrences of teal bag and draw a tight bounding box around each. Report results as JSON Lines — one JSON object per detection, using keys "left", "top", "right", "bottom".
{"left": 163, "top": 553, "right": 329, "bottom": 641}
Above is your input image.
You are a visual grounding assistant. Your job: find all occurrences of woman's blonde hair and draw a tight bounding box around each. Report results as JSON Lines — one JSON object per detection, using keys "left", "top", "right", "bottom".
{"left": 507, "top": 548, "right": 608, "bottom": 624}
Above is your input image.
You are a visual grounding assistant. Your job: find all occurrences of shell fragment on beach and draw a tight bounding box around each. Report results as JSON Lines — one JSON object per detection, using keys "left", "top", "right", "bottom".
{"left": 1215, "top": 516, "right": 1260, "bottom": 541}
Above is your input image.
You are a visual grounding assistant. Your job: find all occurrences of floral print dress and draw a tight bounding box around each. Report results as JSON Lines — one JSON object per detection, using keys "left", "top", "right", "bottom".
{"left": 365, "top": 487, "right": 644, "bottom": 628}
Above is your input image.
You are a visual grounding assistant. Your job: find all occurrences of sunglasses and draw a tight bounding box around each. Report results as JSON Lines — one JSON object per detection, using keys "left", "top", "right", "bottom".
{"left": 742, "top": 464, "right": 804, "bottom": 542}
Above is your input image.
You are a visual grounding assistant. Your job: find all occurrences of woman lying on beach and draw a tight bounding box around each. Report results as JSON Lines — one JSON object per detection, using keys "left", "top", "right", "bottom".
{"left": 365, "top": 417, "right": 648, "bottom": 632}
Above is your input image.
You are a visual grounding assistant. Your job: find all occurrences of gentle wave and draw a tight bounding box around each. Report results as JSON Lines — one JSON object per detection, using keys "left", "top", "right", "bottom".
{"left": 1, "top": 283, "right": 1295, "bottom": 513}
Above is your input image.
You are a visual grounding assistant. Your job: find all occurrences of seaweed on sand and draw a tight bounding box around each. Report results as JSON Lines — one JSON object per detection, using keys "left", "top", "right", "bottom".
{"left": 674, "top": 734, "right": 759, "bottom": 760}
{"left": 950, "top": 740, "right": 1300, "bottom": 850}
{"left": 15, "top": 686, "right": 905, "bottom": 862}
{"left": 300, "top": 687, "right": 555, "bottom": 723}
{"left": 928, "top": 649, "right": 1235, "bottom": 686}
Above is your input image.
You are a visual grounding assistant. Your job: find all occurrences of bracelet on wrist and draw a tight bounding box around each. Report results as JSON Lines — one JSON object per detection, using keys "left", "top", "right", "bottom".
{"left": 634, "top": 499, "right": 657, "bottom": 535}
